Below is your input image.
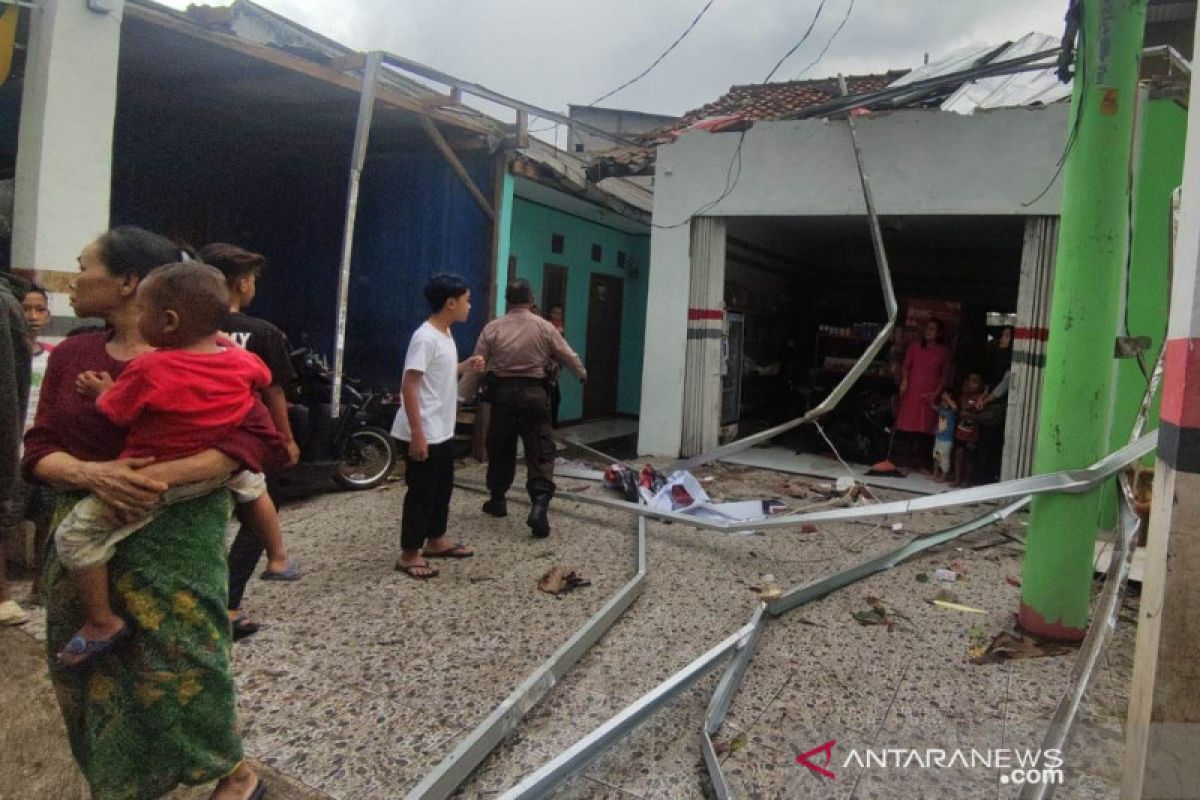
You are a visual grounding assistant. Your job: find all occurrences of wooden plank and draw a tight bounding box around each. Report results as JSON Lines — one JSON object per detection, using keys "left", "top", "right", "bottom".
{"left": 327, "top": 52, "right": 366, "bottom": 72}
{"left": 516, "top": 109, "right": 529, "bottom": 149}
{"left": 418, "top": 93, "right": 459, "bottom": 108}
{"left": 123, "top": 4, "right": 495, "bottom": 136}
{"left": 418, "top": 115, "right": 496, "bottom": 221}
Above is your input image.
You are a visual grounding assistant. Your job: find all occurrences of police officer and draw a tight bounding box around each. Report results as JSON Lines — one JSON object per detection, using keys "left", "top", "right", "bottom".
{"left": 474, "top": 280, "right": 586, "bottom": 537}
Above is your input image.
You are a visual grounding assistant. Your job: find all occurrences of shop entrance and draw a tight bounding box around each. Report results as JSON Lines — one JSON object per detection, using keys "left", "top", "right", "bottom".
{"left": 718, "top": 214, "right": 1026, "bottom": 491}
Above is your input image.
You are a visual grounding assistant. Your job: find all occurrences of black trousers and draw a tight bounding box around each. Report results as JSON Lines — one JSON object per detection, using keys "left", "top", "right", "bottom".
{"left": 401, "top": 439, "right": 456, "bottom": 552}
{"left": 227, "top": 478, "right": 280, "bottom": 612}
{"left": 486, "top": 380, "right": 556, "bottom": 501}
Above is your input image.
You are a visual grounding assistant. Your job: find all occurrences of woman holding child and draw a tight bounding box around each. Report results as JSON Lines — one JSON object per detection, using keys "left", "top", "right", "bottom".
{"left": 22, "top": 227, "right": 277, "bottom": 800}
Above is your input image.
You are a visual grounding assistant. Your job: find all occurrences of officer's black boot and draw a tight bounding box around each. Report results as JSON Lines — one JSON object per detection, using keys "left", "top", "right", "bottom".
{"left": 526, "top": 495, "right": 551, "bottom": 538}
{"left": 482, "top": 495, "right": 508, "bottom": 518}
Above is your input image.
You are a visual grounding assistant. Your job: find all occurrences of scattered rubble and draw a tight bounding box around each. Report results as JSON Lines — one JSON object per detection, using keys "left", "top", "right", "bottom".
{"left": 537, "top": 566, "right": 592, "bottom": 596}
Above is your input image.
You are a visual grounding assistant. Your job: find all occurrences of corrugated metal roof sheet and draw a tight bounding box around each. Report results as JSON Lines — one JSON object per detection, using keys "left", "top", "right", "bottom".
{"left": 890, "top": 32, "right": 1072, "bottom": 114}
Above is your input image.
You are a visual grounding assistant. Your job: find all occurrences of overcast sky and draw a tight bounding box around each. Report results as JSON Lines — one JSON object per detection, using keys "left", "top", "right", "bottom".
{"left": 157, "top": 0, "right": 1068, "bottom": 138}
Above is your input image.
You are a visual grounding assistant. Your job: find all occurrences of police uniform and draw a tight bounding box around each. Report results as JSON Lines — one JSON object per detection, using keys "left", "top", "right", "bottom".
{"left": 473, "top": 305, "right": 586, "bottom": 537}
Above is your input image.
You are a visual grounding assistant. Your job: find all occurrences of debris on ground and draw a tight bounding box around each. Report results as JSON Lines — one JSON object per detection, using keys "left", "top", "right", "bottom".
{"left": 967, "top": 623, "right": 990, "bottom": 659}
{"left": 1006, "top": 576, "right": 1022, "bottom": 588}
{"left": 931, "top": 589, "right": 959, "bottom": 604}
{"left": 537, "top": 566, "right": 592, "bottom": 596}
{"left": 754, "top": 574, "right": 782, "bottom": 601}
{"left": 916, "top": 572, "right": 930, "bottom": 583}
{"left": 932, "top": 599, "right": 986, "bottom": 614}
{"left": 933, "top": 568, "right": 959, "bottom": 583}
{"left": 800, "top": 523, "right": 819, "bottom": 533}
{"left": 971, "top": 630, "right": 1076, "bottom": 664}
{"left": 852, "top": 596, "right": 911, "bottom": 632}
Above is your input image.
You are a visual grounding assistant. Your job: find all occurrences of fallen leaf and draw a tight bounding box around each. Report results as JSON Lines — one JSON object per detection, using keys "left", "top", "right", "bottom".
{"left": 972, "top": 631, "right": 1076, "bottom": 664}
{"left": 801, "top": 524, "right": 819, "bottom": 534}
{"left": 729, "top": 731, "right": 748, "bottom": 755}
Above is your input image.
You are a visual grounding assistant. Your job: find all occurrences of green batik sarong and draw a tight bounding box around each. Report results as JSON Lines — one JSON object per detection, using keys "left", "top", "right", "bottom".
{"left": 44, "top": 489, "right": 242, "bottom": 800}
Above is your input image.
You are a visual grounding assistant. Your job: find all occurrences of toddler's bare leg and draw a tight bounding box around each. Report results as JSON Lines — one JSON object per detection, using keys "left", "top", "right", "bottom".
{"left": 234, "top": 494, "right": 289, "bottom": 573}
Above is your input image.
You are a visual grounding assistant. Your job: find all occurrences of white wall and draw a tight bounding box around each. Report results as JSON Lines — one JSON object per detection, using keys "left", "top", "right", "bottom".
{"left": 14, "top": 0, "right": 124, "bottom": 277}
{"left": 638, "top": 106, "right": 1069, "bottom": 456}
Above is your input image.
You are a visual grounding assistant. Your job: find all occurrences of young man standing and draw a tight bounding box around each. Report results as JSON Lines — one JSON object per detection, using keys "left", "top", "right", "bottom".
{"left": 21, "top": 286, "right": 54, "bottom": 425}
{"left": 199, "top": 243, "right": 301, "bottom": 639}
{"left": 393, "top": 273, "right": 484, "bottom": 579}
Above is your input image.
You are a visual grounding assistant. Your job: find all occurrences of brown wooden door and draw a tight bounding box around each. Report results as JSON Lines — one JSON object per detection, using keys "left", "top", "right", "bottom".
{"left": 583, "top": 274, "right": 623, "bottom": 418}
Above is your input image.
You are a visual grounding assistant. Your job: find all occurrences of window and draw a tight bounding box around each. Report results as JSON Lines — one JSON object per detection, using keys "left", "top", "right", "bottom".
{"left": 551, "top": 233, "right": 564, "bottom": 254}
{"left": 543, "top": 264, "right": 568, "bottom": 315}
{"left": 574, "top": 143, "right": 585, "bottom": 153}
{"left": 591, "top": 244, "right": 602, "bottom": 263}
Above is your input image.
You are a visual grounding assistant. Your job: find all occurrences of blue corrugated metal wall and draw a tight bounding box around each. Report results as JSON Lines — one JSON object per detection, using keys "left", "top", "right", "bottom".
{"left": 346, "top": 148, "right": 494, "bottom": 385}
{"left": 107, "top": 84, "right": 494, "bottom": 388}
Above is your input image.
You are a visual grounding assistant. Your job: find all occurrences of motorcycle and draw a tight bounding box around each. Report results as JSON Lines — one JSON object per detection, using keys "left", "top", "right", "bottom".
{"left": 278, "top": 348, "right": 400, "bottom": 494}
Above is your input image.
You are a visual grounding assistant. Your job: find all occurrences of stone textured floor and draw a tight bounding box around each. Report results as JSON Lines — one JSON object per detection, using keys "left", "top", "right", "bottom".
{"left": 5, "top": 460, "right": 1137, "bottom": 799}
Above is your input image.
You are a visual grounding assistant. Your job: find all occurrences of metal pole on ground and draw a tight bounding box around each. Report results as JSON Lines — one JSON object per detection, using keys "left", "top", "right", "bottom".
{"left": 331, "top": 51, "right": 382, "bottom": 418}
{"left": 1019, "top": 0, "right": 1148, "bottom": 640}
{"left": 1121, "top": 11, "right": 1200, "bottom": 794}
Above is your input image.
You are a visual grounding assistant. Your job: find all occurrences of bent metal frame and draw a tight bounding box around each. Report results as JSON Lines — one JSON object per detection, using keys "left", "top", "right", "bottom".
{"left": 406, "top": 100, "right": 1157, "bottom": 798}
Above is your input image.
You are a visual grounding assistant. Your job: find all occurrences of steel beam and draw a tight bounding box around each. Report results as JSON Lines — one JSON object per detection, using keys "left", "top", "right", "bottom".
{"left": 461, "top": 434, "right": 1154, "bottom": 535}
{"left": 405, "top": 516, "right": 646, "bottom": 798}
{"left": 330, "top": 51, "right": 382, "bottom": 418}
{"left": 499, "top": 618, "right": 762, "bottom": 800}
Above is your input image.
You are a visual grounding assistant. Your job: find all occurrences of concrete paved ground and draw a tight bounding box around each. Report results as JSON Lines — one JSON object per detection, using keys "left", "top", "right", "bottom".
{"left": 3, "top": 460, "right": 1135, "bottom": 799}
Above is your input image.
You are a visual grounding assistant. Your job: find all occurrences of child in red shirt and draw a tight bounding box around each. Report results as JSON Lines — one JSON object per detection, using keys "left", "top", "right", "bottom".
{"left": 55, "top": 262, "right": 283, "bottom": 667}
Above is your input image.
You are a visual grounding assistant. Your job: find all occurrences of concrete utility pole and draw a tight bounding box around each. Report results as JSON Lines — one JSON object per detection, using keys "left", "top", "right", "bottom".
{"left": 1121, "top": 15, "right": 1200, "bottom": 796}
{"left": 1019, "top": 0, "right": 1148, "bottom": 640}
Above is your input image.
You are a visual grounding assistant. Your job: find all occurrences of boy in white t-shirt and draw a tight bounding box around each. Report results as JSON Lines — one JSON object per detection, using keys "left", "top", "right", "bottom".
{"left": 392, "top": 273, "right": 485, "bottom": 579}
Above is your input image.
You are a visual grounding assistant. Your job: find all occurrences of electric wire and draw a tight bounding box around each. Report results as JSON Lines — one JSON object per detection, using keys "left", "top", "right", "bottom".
{"left": 790, "top": 0, "right": 855, "bottom": 81}
{"left": 1022, "top": 4, "right": 1085, "bottom": 208}
{"left": 591, "top": 0, "right": 717, "bottom": 107}
{"left": 651, "top": 0, "right": 855, "bottom": 229}
{"left": 761, "top": 0, "right": 830, "bottom": 84}
{"left": 529, "top": 0, "right": 717, "bottom": 134}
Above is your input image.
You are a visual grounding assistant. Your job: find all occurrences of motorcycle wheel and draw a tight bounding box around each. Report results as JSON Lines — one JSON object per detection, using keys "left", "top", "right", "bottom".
{"left": 334, "top": 426, "right": 397, "bottom": 490}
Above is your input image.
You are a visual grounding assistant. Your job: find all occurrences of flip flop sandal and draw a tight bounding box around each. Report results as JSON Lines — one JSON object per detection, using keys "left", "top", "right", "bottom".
{"left": 395, "top": 562, "right": 439, "bottom": 580}
{"left": 260, "top": 563, "right": 302, "bottom": 581}
{"left": 231, "top": 614, "right": 261, "bottom": 642}
{"left": 57, "top": 622, "right": 131, "bottom": 668}
{"left": 422, "top": 543, "right": 474, "bottom": 559}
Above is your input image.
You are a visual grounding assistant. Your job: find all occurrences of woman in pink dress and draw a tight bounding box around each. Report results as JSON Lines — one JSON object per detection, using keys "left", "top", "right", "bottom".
{"left": 896, "top": 319, "right": 951, "bottom": 470}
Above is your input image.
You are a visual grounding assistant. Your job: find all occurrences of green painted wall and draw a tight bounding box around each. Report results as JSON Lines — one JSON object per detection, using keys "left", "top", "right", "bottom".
{"left": 1096, "top": 97, "right": 1185, "bottom": 527}
{"left": 508, "top": 195, "right": 650, "bottom": 421}
{"left": 1111, "top": 98, "right": 1185, "bottom": 452}
{"left": 493, "top": 172, "right": 515, "bottom": 319}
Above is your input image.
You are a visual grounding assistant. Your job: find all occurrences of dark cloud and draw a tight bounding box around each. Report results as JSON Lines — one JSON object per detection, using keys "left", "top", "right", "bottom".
{"left": 160, "top": 0, "right": 1067, "bottom": 120}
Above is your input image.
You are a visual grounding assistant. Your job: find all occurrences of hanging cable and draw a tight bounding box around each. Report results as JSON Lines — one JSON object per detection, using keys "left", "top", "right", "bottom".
{"left": 790, "top": 0, "right": 855, "bottom": 80}
{"left": 652, "top": 0, "right": 856, "bottom": 229}
{"left": 761, "top": 0, "right": 830, "bottom": 83}
{"left": 589, "top": 0, "right": 717, "bottom": 108}
{"left": 1022, "top": 0, "right": 1085, "bottom": 207}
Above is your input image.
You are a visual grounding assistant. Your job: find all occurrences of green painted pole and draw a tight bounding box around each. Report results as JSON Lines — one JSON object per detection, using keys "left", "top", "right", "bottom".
{"left": 1019, "top": 0, "right": 1148, "bottom": 640}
